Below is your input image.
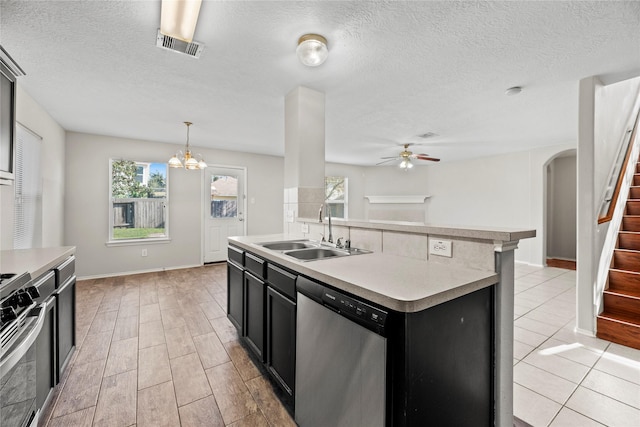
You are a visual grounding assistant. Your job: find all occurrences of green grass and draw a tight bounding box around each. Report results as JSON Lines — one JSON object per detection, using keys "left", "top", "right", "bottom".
{"left": 113, "top": 228, "right": 165, "bottom": 239}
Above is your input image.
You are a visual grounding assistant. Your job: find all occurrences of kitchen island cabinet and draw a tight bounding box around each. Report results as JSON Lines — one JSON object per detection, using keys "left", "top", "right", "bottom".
{"left": 229, "top": 223, "right": 535, "bottom": 427}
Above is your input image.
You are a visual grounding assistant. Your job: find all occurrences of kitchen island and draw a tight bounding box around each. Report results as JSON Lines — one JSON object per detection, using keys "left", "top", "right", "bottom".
{"left": 228, "top": 222, "right": 534, "bottom": 427}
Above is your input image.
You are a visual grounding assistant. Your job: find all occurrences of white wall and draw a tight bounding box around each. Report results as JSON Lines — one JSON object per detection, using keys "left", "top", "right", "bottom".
{"left": 352, "top": 144, "right": 575, "bottom": 265}
{"left": 65, "top": 132, "right": 284, "bottom": 277}
{"left": 0, "top": 86, "right": 66, "bottom": 250}
{"left": 547, "top": 154, "right": 577, "bottom": 260}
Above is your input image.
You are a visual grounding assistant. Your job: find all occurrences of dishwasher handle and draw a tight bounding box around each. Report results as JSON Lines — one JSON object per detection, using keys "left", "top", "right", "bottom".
{"left": 296, "top": 276, "right": 325, "bottom": 303}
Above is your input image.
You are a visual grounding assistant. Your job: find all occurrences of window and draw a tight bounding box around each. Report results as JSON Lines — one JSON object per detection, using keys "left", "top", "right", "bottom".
{"left": 13, "top": 124, "right": 42, "bottom": 249}
{"left": 210, "top": 175, "right": 238, "bottom": 218}
{"left": 109, "top": 159, "right": 168, "bottom": 242}
{"left": 325, "top": 176, "right": 347, "bottom": 219}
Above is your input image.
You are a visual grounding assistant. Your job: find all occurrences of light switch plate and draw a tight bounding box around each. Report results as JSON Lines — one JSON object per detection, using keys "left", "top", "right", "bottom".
{"left": 301, "top": 223, "right": 309, "bottom": 233}
{"left": 286, "top": 210, "right": 294, "bottom": 223}
{"left": 429, "top": 239, "right": 452, "bottom": 257}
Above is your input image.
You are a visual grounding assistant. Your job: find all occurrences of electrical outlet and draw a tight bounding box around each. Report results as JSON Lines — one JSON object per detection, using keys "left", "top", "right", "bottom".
{"left": 141, "top": 249, "right": 148, "bottom": 257}
{"left": 301, "top": 223, "right": 309, "bottom": 233}
{"left": 429, "top": 239, "right": 452, "bottom": 257}
{"left": 286, "top": 210, "right": 294, "bottom": 223}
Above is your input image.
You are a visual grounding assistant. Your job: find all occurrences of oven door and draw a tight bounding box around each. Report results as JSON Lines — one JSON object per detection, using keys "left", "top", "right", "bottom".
{"left": 0, "top": 306, "right": 46, "bottom": 427}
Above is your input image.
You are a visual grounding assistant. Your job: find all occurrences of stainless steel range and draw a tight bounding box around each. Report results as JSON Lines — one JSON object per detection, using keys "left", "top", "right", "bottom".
{"left": 0, "top": 272, "right": 44, "bottom": 427}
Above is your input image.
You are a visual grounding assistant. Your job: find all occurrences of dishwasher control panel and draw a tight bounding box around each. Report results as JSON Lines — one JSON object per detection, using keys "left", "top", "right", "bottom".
{"left": 322, "top": 289, "right": 387, "bottom": 333}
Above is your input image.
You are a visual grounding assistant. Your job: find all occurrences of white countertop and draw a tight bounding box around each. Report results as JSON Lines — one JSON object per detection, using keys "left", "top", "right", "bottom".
{"left": 297, "top": 217, "right": 536, "bottom": 242}
{"left": 0, "top": 247, "right": 76, "bottom": 279}
{"left": 229, "top": 235, "right": 498, "bottom": 313}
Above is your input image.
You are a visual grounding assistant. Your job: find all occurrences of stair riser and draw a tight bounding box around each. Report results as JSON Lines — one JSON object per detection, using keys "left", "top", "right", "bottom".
{"left": 618, "top": 233, "right": 640, "bottom": 251}
{"left": 613, "top": 251, "right": 640, "bottom": 272}
{"left": 627, "top": 201, "right": 640, "bottom": 215}
{"left": 630, "top": 187, "right": 640, "bottom": 199}
{"left": 609, "top": 270, "right": 640, "bottom": 293}
{"left": 622, "top": 217, "right": 640, "bottom": 232}
{"left": 634, "top": 175, "right": 640, "bottom": 186}
{"left": 603, "top": 292, "right": 640, "bottom": 317}
{"left": 597, "top": 317, "right": 640, "bottom": 350}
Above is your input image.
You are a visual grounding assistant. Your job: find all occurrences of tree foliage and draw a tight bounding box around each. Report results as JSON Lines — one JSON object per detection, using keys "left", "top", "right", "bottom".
{"left": 112, "top": 160, "right": 153, "bottom": 198}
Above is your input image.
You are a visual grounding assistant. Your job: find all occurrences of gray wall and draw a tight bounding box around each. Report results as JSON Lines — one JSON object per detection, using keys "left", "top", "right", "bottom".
{"left": 65, "top": 132, "right": 284, "bottom": 277}
{"left": 547, "top": 154, "right": 577, "bottom": 260}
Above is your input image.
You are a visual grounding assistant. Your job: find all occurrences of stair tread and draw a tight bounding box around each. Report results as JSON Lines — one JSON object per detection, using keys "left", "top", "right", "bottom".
{"left": 604, "top": 288, "right": 640, "bottom": 298}
{"left": 598, "top": 311, "right": 640, "bottom": 325}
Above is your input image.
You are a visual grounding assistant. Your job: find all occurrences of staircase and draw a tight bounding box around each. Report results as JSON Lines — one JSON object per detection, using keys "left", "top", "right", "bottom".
{"left": 596, "top": 165, "right": 640, "bottom": 350}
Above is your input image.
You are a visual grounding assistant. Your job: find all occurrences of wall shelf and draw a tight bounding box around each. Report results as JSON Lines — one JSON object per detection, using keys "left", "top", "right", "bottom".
{"left": 364, "top": 195, "right": 430, "bottom": 204}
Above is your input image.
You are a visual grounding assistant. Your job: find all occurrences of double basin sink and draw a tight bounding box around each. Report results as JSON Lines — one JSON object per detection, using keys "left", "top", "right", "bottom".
{"left": 258, "top": 239, "right": 371, "bottom": 261}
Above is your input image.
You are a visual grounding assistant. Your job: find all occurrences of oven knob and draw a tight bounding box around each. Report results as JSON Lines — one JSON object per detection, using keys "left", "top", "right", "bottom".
{"left": 0, "top": 306, "right": 17, "bottom": 323}
{"left": 26, "top": 286, "right": 40, "bottom": 299}
{"left": 16, "top": 290, "right": 33, "bottom": 307}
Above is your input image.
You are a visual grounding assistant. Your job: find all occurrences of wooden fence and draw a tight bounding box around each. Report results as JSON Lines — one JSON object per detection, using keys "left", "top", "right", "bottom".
{"left": 113, "top": 198, "right": 165, "bottom": 229}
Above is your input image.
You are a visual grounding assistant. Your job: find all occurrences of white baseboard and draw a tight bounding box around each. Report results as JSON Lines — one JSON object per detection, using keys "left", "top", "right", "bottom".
{"left": 77, "top": 263, "right": 205, "bottom": 281}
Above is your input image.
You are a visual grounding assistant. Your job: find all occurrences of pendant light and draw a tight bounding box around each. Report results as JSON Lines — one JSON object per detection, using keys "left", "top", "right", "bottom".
{"left": 168, "top": 121, "right": 208, "bottom": 170}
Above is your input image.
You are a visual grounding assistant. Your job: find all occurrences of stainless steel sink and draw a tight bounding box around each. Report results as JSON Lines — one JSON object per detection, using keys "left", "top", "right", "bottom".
{"left": 258, "top": 239, "right": 372, "bottom": 261}
{"left": 284, "top": 247, "right": 350, "bottom": 260}
{"left": 259, "top": 240, "right": 318, "bottom": 251}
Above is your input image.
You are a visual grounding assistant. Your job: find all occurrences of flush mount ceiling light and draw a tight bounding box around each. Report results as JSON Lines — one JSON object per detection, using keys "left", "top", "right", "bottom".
{"left": 505, "top": 86, "right": 523, "bottom": 96}
{"left": 168, "top": 121, "right": 208, "bottom": 170}
{"left": 296, "top": 34, "right": 329, "bottom": 67}
{"left": 160, "top": 0, "right": 202, "bottom": 43}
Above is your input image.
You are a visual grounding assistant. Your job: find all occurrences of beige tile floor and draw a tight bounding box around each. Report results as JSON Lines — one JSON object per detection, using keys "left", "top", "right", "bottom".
{"left": 513, "top": 264, "right": 640, "bottom": 426}
{"left": 39, "top": 263, "right": 640, "bottom": 426}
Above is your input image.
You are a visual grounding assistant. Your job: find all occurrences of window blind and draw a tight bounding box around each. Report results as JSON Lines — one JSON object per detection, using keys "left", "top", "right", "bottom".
{"left": 13, "top": 123, "right": 42, "bottom": 249}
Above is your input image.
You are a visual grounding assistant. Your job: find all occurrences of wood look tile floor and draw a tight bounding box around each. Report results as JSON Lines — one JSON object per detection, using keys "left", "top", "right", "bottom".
{"left": 39, "top": 264, "right": 296, "bottom": 427}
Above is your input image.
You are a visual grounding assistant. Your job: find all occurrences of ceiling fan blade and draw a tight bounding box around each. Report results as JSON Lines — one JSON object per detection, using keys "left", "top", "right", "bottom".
{"left": 415, "top": 154, "right": 440, "bottom": 162}
{"left": 376, "top": 158, "right": 399, "bottom": 165}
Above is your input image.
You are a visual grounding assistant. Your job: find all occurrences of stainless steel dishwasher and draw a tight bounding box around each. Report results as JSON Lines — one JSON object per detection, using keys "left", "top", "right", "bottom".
{"left": 295, "top": 276, "right": 387, "bottom": 427}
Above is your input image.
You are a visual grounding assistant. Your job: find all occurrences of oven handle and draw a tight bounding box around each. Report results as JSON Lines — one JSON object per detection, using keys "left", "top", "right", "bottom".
{"left": 0, "top": 304, "right": 46, "bottom": 377}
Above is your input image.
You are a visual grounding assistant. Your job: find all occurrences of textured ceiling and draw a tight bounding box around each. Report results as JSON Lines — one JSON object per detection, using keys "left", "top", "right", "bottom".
{"left": 1, "top": 1, "right": 639, "bottom": 165}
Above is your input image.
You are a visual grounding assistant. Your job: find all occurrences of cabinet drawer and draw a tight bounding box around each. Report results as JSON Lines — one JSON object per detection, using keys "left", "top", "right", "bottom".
{"left": 267, "top": 264, "right": 296, "bottom": 300}
{"left": 54, "top": 256, "right": 75, "bottom": 289}
{"left": 245, "top": 253, "right": 266, "bottom": 279}
{"left": 228, "top": 245, "right": 244, "bottom": 267}
{"left": 33, "top": 271, "right": 55, "bottom": 302}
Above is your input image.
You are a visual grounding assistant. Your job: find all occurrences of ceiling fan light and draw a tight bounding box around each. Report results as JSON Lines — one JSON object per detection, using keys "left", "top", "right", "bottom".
{"left": 297, "top": 34, "right": 328, "bottom": 67}
{"left": 160, "top": 0, "right": 203, "bottom": 43}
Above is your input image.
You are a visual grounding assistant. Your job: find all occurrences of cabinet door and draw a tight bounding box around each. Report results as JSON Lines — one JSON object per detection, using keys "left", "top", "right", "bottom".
{"left": 56, "top": 276, "right": 76, "bottom": 378}
{"left": 36, "top": 297, "right": 56, "bottom": 408}
{"left": 244, "top": 271, "right": 265, "bottom": 361}
{"left": 227, "top": 261, "right": 244, "bottom": 333}
{"left": 266, "top": 286, "right": 296, "bottom": 398}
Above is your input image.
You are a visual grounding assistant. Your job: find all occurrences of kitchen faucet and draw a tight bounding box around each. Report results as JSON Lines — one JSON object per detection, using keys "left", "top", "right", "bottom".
{"left": 319, "top": 203, "right": 333, "bottom": 243}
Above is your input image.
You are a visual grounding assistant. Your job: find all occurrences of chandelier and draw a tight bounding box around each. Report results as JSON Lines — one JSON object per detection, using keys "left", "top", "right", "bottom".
{"left": 168, "top": 121, "right": 208, "bottom": 170}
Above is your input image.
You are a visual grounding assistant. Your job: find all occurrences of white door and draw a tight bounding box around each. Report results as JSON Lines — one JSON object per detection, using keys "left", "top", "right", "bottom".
{"left": 204, "top": 166, "right": 246, "bottom": 263}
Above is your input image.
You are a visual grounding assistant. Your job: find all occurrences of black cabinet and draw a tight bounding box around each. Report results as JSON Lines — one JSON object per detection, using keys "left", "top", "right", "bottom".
{"left": 55, "top": 256, "right": 76, "bottom": 378}
{"left": 227, "top": 260, "right": 244, "bottom": 332}
{"left": 35, "top": 296, "right": 56, "bottom": 409}
{"left": 244, "top": 271, "right": 266, "bottom": 361}
{"left": 0, "top": 46, "right": 24, "bottom": 184}
{"left": 266, "top": 286, "right": 296, "bottom": 399}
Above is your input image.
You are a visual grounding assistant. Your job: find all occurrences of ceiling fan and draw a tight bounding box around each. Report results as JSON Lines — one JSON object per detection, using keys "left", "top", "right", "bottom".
{"left": 376, "top": 144, "right": 440, "bottom": 170}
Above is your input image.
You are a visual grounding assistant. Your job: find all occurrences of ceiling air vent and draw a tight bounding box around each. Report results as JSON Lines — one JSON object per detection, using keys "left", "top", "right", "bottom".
{"left": 156, "top": 30, "right": 204, "bottom": 59}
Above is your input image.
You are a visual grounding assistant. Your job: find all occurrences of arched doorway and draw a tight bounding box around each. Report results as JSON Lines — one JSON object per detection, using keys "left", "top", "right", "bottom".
{"left": 545, "top": 149, "right": 577, "bottom": 269}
